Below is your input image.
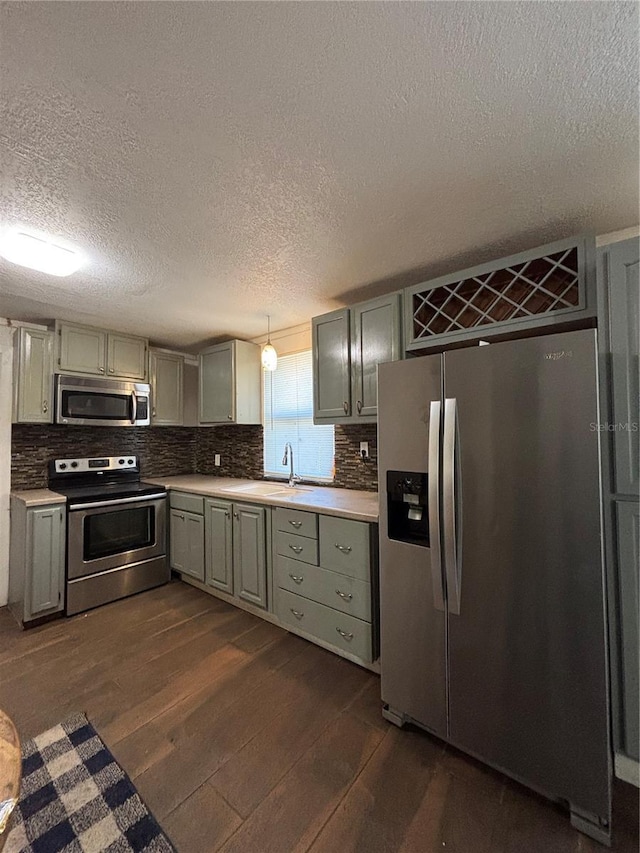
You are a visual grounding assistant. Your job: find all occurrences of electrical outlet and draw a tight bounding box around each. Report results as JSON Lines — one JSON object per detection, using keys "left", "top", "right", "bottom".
{"left": 359, "top": 441, "right": 369, "bottom": 460}
{"left": 214, "top": 454, "right": 221, "bottom": 467}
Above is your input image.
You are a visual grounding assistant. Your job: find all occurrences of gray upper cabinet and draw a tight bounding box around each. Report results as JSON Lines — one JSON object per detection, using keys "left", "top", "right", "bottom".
{"left": 57, "top": 322, "right": 148, "bottom": 380}
{"left": 404, "top": 235, "right": 596, "bottom": 352}
{"left": 58, "top": 323, "right": 107, "bottom": 375}
{"left": 351, "top": 293, "right": 402, "bottom": 419}
{"left": 13, "top": 326, "right": 54, "bottom": 423}
{"left": 199, "top": 340, "right": 261, "bottom": 425}
{"left": 205, "top": 499, "right": 234, "bottom": 594}
{"left": 233, "top": 502, "right": 267, "bottom": 609}
{"left": 313, "top": 308, "right": 351, "bottom": 420}
{"left": 313, "top": 295, "right": 401, "bottom": 424}
{"left": 107, "top": 333, "right": 147, "bottom": 380}
{"left": 600, "top": 238, "right": 639, "bottom": 497}
{"left": 150, "top": 349, "right": 184, "bottom": 425}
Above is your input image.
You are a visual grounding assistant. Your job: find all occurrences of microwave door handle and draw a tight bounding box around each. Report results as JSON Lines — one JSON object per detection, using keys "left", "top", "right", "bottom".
{"left": 131, "top": 391, "right": 137, "bottom": 425}
{"left": 428, "top": 400, "right": 445, "bottom": 611}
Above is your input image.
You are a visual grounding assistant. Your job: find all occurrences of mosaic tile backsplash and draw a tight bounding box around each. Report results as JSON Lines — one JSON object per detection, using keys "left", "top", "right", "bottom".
{"left": 11, "top": 423, "right": 379, "bottom": 492}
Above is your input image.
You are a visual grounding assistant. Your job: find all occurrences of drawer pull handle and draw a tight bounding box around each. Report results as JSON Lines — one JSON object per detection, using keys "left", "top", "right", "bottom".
{"left": 335, "top": 544, "right": 352, "bottom": 554}
{"left": 336, "top": 628, "right": 354, "bottom": 641}
{"left": 343, "top": 401, "right": 349, "bottom": 414}
{"left": 288, "top": 520, "right": 302, "bottom": 529}
{"left": 289, "top": 544, "right": 303, "bottom": 554}
{"left": 335, "top": 590, "right": 353, "bottom": 601}
{"left": 356, "top": 400, "right": 362, "bottom": 414}
{"left": 289, "top": 574, "right": 304, "bottom": 584}
{"left": 290, "top": 608, "right": 304, "bottom": 620}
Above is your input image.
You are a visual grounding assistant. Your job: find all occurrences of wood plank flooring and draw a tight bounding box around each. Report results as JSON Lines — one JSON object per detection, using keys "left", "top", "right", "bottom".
{"left": 0, "top": 581, "right": 637, "bottom": 852}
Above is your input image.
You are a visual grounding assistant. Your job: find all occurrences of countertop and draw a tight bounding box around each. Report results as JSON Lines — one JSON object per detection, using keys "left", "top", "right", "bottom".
{"left": 145, "top": 475, "right": 379, "bottom": 522}
{"left": 10, "top": 489, "right": 67, "bottom": 507}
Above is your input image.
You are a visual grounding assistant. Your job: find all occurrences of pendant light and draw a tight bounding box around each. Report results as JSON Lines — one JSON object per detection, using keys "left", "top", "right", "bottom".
{"left": 261, "top": 314, "right": 278, "bottom": 371}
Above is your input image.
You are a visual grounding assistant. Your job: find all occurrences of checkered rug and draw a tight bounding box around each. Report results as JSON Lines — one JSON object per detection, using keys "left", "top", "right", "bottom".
{"left": 4, "top": 713, "right": 175, "bottom": 853}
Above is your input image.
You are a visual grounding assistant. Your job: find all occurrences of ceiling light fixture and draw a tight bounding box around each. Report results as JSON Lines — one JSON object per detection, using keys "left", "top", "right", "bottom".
{"left": 0, "top": 228, "right": 84, "bottom": 277}
{"left": 261, "top": 315, "right": 278, "bottom": 371}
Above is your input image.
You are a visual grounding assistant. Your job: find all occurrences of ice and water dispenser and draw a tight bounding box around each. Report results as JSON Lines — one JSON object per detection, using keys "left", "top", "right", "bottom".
{"left": 386, "top": 470, "right": 429, "bottom": 546}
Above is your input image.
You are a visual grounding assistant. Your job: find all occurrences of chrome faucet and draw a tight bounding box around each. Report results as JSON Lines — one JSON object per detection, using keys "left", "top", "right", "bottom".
{"left": 282, "top": 442, "right": 301, "bottom": 488}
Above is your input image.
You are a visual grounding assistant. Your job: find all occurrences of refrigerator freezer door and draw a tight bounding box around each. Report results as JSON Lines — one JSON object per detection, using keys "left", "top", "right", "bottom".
{"left": 378, "top": 356, "right": 447, "bottom": 736}
{"left": 444, "top": 329, "right": 610, "bottom": 827}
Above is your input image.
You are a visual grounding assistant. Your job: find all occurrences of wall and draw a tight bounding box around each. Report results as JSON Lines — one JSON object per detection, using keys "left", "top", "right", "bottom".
{"left": 334, "top": 424, "right": 378, "bottom": 491}
{"left": 0, "top": 320, "right": 13, "bottom": 606}
{"left": 196, "top": 425, "right": 264, "bottom": 480}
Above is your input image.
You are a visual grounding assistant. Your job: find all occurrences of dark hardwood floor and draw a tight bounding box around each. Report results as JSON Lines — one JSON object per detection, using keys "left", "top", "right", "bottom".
{"left": 1, "top": 581, "right": 637, "bottom": 852}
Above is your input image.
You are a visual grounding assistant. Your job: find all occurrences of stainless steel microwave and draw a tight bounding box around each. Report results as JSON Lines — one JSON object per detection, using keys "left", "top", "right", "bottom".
{"left": 55, "top": 375, "right": 151, "bottom": 426}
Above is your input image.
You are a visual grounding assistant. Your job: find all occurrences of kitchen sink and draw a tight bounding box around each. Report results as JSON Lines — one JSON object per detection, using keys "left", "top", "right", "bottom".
{"left": 220, "top": 482, "right": 314, "bottom": 497}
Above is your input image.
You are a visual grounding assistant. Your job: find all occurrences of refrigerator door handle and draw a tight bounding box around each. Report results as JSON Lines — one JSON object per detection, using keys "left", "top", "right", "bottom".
{"left": 443, "top": 397, "right": 462, "bottom": 615}
{"left": 428, "top": 400, "right": 445, "bottom": 612}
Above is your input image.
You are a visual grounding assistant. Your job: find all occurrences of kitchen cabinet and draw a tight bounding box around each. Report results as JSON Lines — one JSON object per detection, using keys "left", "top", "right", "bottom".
{"left": 274, "top": 507, "right": 378, "bottom": 664}
{"left": 597, "top": 234, "right": 640, "bottom": 781}
{"left": 199, "top": 340, "right": 261, "bottom": 424}
{"left": 233, "top": 503, "right": 267, "bottom": 609}
{"left": 12, "top": 326, "right": 54, "bottom": 423}
{"left": 169, "top": 506, "right": 205, "bottom": 582}
{"left": 149, "top": 349, "right": 184, "bottom": 425}
{"left": 9, "top": 499, "right": 65, "bottom": 626}
{"left": 56, "top": 322, "right": 148, "bottom": 380}
{"left": 404, "top": 235, "right": 596, "bottom": 352}
{"left": 205, "top": 498, "right": 234, "bottom": 594}
{"left": 312, "top": 292, "right": 401, "bottom": 424}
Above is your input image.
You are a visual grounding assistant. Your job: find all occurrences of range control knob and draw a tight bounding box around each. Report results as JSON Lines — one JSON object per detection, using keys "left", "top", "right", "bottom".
{"left": 127, "top": 459, "right": 134, "bottom": 465}
{"left": 118, "top": 458, "right": 125, "bottom": 465}
{"left": 70, "top": 461, "right": 79, "bottom": 469}
{"left": 59, "top": 463, "right": 67, "bottom": 470}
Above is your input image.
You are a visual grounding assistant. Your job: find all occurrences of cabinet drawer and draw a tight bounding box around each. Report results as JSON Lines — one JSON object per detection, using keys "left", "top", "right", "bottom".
{"left": 277, "top": 588, "right": 372, "bottom": 662}
{"left": 276, "top": 556, "right": 371, "bottom": 622}
{"left": 276, "top": 531, "right": 318, "bottom": 566}
{"left": 275, "top": 507, "right": 318, "bottom": 539}
{"left": 319, "top": 515, "right": 370, "bottom": 580}
{"left": 169, "top": 492, "right": 204, "bottom": 515}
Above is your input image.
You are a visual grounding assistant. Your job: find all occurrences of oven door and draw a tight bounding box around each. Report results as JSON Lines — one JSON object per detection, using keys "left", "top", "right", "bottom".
{"left": 67, "top": 494, "right": 166, "bottom": 579}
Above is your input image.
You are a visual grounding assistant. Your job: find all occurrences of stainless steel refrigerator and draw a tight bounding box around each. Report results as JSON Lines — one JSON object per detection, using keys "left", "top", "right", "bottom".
{"left": 378, "top": 328, "right": 611, "bottom": 844}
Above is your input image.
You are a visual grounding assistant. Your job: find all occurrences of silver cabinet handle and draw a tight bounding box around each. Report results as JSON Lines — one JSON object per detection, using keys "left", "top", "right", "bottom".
{"left": 335, "top": 543, "right": 352, "bottom": 553}
{"left": 288, "top": 520, "right": 302, "bottom": 529}
{"left": 98, "top": 366, "right": 105, "bottom": 373}
{"left": 175, "top": 512, "right": 185, "bottom": 519}
{"left": 42, "top": 401, "right": 48, "bottom": 413}
{"left": 289, "top": 574, "right": 304, "bottom": 584}
{"left": 343, "top": 401, "right": 349, "bottom": 414}
{"left": 109, "top": 367, "right": 115, "bottom": 374}
{"left": 289, "top": 544, "right": 303, "bottom": 554}
{"left": 290, "top": 608, "right": 304, "bottom": 620}
{"left": 225, "top": 511, "right": 230, "bottom": 518}
{"left": 227, "top": 414, "right": 233, "bottom": 420}
{"left": 336, "top": 628, "right": 354, "bottom": 641}
{"left": 233, "top": 511, "right": 239, "bottom": 519}
{"left": 356, "top": 400, "right": 362, "bottom": 414}
{"left": 152, "top": 407, "right": 156, "bottom": 417}
{"left": 335, "top": 590, "right": 352, "bottom": 601}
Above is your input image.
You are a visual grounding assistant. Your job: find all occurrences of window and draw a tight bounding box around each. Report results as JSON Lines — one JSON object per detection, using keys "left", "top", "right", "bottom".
{"left": 263, "top": 350, "right": 334, "bottom": 481}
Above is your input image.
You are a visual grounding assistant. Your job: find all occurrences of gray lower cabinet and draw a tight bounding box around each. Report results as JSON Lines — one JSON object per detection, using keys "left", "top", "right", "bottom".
{"left": 12, "top": 326, "right": 54, "bottom": 423}
{"left": 205, "top": 499, "right": 234, "bottom": 594}
{"left": 150, "top": 349, "right": 184, "bottom": 425}
{"left": 615, "top": 501, "right": 639, "bottom": 761}
{"left": 169, "top": 508, "right": 205, "bottom": 582}
{"left": 233, "top": 503, "right": 267, "bottom": 609}
{"left": 9, "top": 500, "right": 65, "bottom": 626}
{"left": 274, "top": 507, "right": 377, "bottom": 665}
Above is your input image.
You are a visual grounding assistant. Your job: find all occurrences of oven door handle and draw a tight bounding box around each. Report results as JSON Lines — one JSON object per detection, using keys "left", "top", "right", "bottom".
{"left": 69, "top": 493, "right": 167, "bottom": 511}
{"left": 131, "top": 391, "right": 137, "bottom": 425}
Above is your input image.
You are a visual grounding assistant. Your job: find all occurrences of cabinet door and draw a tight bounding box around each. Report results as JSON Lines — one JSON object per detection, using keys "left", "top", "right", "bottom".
{"left": 170, "top": 509, "right": 204, "bottom": 581}
{"left": 15, "top": 327, "right": 53, "bottom": 423}
{"left": 205, "top": 499, "right": 233, "bottom": 594}
{"left": 26, "top": 506, "right": 64, "bottom": 618}
{"left": 200, "top": 343, "right": 233, "bottom": 423}
{"left": 150, "top": 351, "right": 183, "bottom": 425}
{"left": 58, "top": 323, "right": 107, "bottom": 375}
{"left": 313, "top": 308, "right": 351, "bottom": 420}
{"left": 352, "top": 293, "right": 401, "bottom": 418}
{"left": 606, "top": 239, "right": 639, "bottom": 496}
{"left": 233, "top": 503, "right": 267, "bottom": 609}
{"left": 616, "top": 501, "right": 639, "bottom": 760}
{"left": 108, "top": 333, "right": 147, "bottom": 380}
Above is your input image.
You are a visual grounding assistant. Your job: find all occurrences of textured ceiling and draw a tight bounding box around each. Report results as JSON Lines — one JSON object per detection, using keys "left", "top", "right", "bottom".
{"left": 0, "top": 1, "right": 638, "bottom": 349}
